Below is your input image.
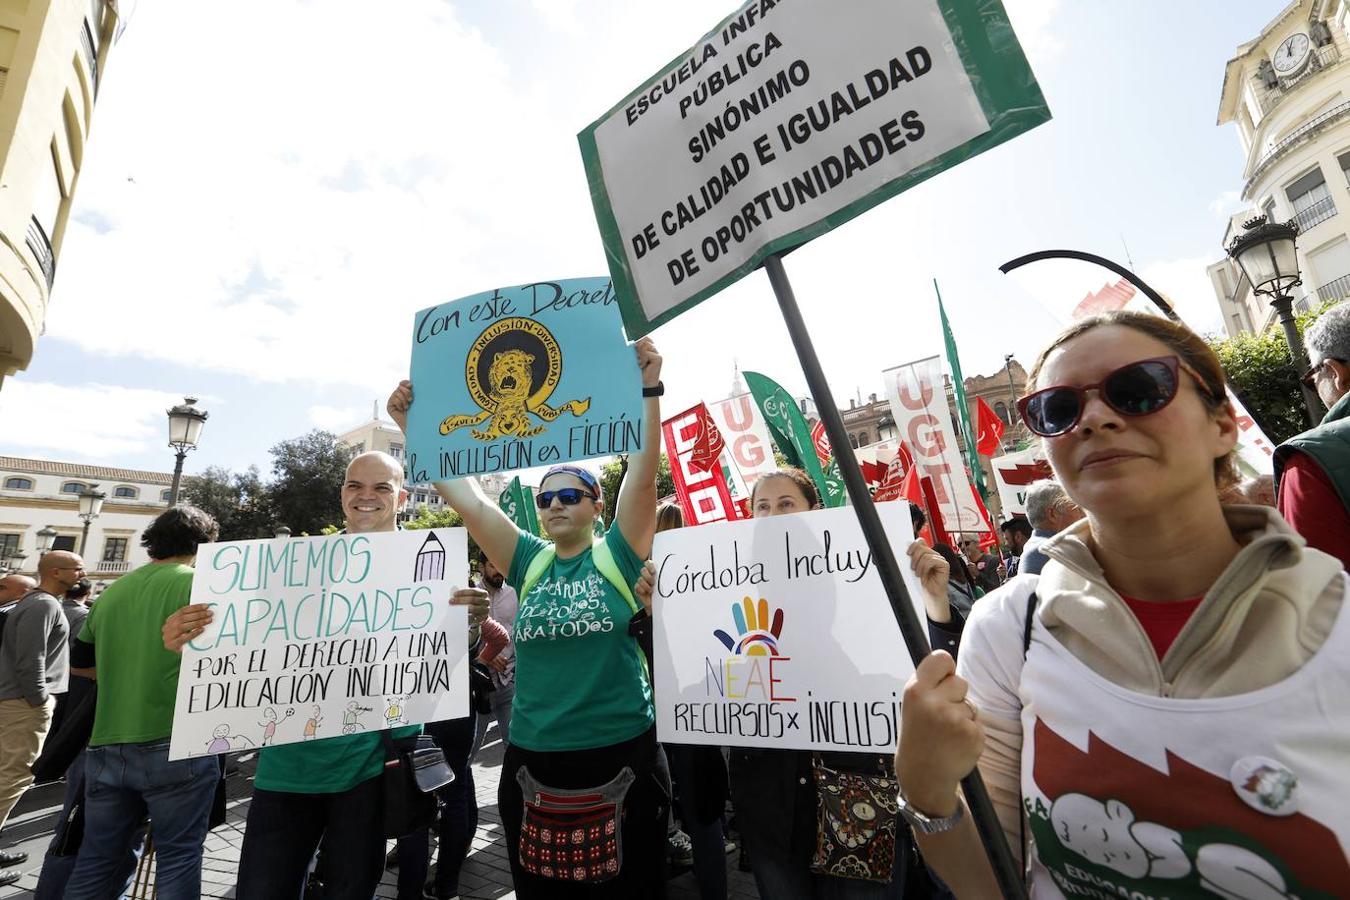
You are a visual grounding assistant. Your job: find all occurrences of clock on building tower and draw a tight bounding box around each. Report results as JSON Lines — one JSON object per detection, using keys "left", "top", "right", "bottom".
{"left": 1273, "top": 32, "right": 1312, "bottom": 75}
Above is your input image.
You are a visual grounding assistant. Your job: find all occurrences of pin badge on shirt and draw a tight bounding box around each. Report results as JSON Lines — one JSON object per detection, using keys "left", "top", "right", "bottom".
{"left": 1229, "top": 756, "right": 1299, "bottom": 817}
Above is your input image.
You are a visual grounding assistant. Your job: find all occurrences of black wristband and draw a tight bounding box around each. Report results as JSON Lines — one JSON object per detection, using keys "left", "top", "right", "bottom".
{"left": 642, "top": 381, "right": 665, "bottom": 397}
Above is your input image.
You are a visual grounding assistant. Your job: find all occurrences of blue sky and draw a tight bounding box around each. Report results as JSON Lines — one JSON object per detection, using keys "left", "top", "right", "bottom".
{"left": 0, "top": 0, "right": 1288, "bottom": 477}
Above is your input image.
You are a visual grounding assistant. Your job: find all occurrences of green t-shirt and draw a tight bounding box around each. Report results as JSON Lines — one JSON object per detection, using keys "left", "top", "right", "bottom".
{"left": 80, "top": 562, "right": 195, "bottom": 746}
{"left": 507, "top": 525, "right": 653, "bottom": 752}
{"left": 254, "top": 724, "right": 419, "bottom": 794}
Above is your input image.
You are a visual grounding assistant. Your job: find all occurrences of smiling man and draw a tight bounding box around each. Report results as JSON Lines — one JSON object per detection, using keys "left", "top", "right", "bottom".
{"left": 163, "top": 450, "right": 489, "bottom": 900}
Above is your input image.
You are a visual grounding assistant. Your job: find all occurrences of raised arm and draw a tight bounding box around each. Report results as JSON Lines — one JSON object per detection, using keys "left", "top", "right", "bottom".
{"left": 386, "top": 380, "right": 522, "bottom": 574}
{"left": 614, "top": 337, "right": 662, "bottom": 559}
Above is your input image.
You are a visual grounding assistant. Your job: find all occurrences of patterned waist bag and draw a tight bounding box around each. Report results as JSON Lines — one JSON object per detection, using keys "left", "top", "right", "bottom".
{"left": 810, "top": 755, "right": 901, "bottom": 883}
{"left": 516, "top": 765, "right": 636, "bottom": 883}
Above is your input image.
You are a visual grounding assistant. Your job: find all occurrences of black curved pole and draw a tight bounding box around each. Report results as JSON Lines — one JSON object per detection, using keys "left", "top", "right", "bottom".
{"left": 998, "top": 247, "right": 1285, "bottom": 444}
{"left": 998, "top": 249, "right": 1179, "bottom": 321}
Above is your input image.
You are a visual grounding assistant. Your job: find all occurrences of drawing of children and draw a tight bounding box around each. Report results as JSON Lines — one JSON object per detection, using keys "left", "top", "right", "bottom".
{"left": 303, "top": 706, "right": 323, "bottom": 740}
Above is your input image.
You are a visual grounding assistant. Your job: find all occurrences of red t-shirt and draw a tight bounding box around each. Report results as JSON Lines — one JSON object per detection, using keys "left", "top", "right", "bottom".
{"left": 1276, "top": 450, "right": 1350, "bottom": 570}
{"left": 1120, "top": 594, "right": 1204, "bottom": 660}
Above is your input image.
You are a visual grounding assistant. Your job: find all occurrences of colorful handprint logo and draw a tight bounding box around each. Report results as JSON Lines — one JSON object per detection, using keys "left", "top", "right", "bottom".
{"left": 713, "top": 597, "right": 784, "bottom": 656}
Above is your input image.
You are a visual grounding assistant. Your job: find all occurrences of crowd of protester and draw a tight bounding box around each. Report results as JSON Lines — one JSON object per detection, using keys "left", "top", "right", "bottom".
{"left": 0, "top": 303, "right": 1345, "bottom": 898}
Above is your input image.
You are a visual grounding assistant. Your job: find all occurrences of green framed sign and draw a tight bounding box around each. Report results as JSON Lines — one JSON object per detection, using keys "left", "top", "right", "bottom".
{"left": 579, "top": 0, "right": 1049, "bottom": 337}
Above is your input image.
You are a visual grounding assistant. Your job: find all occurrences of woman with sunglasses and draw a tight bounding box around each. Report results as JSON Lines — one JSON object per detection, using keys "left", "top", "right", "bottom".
{"left": 894, "top": 311, "right": 1350, "bottom": 897}
{"left": 636, "top": 467, "right": 963, "bottom": 898}
{"left": 386, "top": 336, "right": 668, "bottom": 899}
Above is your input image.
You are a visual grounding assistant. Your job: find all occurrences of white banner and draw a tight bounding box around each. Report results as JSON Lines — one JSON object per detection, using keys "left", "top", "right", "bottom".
{"left": 585, "top": 0, "right": 991, "bottom": 328}
{"left": 170, "top": 529, "right": 470, "bottom": 759}
{"left": 653, "top": 502, "right": 923, "bottom": 752}
{"left": 883, "top": 356, "right": 984, "bottom": 533}
{"left": 708, "top": 392, "right": 779, "bottom": 491}
{"left": 991, "top": 447, "right": 1052, "bottom": 518}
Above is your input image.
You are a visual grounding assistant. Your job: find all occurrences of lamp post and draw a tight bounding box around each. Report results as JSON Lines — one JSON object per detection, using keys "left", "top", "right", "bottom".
{"left": 36, "top": 526, "right": 57, "bottom": 555}
{"left": 166, "top": 397, "right": 209, "bottom": 506}
{"left": 78, "top": 484, "right": 106, "bottom": 556}
{"left": 1226, "top": 216, "right": 1323, "bottom": 426}
{"left": 1002, "top": 354, "right": 1020, "bottom": 429}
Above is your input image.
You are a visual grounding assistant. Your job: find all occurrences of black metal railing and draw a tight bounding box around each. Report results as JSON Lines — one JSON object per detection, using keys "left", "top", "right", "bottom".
{"left": 1316, "top": 272, "right": 1350, "bottom": 303}
{"left": 1292, "top": 194, "right": 1337, "bottom": 230}
{"left": 1251, "top": 99, "right": 1350, "bottom": 182}
{"left": 80, "top": 19, "right": 98, "bottom": 93}
{"left": 25, "top": 217, "right": 54, "bottom": 288}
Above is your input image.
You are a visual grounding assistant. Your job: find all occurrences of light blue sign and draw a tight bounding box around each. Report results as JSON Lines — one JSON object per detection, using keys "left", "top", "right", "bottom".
{"left": 407, "top": 278, "right": 643, "bottom": 483}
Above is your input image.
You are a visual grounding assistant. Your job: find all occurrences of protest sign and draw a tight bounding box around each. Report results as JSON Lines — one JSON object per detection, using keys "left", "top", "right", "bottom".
{"left": 664, "top": 403, "right": 745, "bottom": 526}
{"left": 405, "top": 278, "right": 643, "bottom": 483}
{"left": 883, "top": 356, "right": 985, "bottom": 533}
{"left": 991, "top": 447, "right": 1052, "bottom": 518}
{"left": 708, "top": 392, "right": 779, "bottom": 490}
{"left": 653, "top": 502, "right": 923, "bottom": 752}
{"left": 579, "top": 0, "right": 1049, "bottom": 335}
{"left": 169, "top": 529, "right": 470, "bottom": 759}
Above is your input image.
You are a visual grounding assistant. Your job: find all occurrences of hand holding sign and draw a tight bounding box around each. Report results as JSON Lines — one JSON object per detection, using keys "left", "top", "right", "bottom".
{"left": 896, "top": 651, "right": 985, "bottom": 816}
{"left": 164, "top": 603, "right": 214, "bottom": 654}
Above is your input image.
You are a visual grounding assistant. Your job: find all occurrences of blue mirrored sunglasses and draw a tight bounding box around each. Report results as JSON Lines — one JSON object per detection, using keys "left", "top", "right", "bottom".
{"left": 535, "top": 488, "right": 597, "bottom": 508}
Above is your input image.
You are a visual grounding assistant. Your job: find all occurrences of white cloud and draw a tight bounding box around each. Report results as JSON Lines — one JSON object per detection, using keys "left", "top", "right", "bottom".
{"left": 308, "top": 404, "right": 368, "bottom": 431}
{"left": 0, "top": 381, "right": 185, "bottom": 461}
{"left": 1003, "top": 0, "right": 1062, "bottom": 64}
{"left": 1208, "top": 189, "right": 1248, "bottom": 219}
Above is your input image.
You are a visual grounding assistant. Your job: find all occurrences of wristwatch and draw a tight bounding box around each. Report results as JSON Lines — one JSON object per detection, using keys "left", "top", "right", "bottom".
{"left": 642, "top": 381, "right": 665, "bottom": 397}
{"left": 896, "top": 791, "right": 965, "bottom": 834}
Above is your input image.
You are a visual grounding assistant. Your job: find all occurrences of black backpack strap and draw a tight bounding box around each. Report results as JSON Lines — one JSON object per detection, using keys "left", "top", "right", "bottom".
{"left": 1022, "top": 592, "right": 1038, "bottom": 659}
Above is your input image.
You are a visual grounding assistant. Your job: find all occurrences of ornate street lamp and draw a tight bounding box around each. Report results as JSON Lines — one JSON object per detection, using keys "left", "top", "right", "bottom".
{"left": 78, "top": 484, "right": 106, "bottom": 556}
{"left": 36, "top": 526, "right": 57, "bottom": 555}
{"left": 166, "top": 397, "right": 209, "bottom": 506}
{"left": 1226, "top": 216, "right": 1323, "bottom": 425}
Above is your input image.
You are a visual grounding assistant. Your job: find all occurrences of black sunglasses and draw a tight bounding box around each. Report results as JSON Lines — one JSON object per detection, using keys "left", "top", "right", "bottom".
{"left": 1301, "top": 358, "right": 1344, "bottom": 389}
{"left": 535, "top": 488, "right": 597, "bottom": 508}
{"left": 1017, "top": 356, "right": 1211, "bottom": 438}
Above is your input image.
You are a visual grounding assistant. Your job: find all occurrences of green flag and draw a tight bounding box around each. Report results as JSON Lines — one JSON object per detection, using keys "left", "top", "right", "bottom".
{"left": 744, "top": 371, "right": 846, "bottom": 508}
{"left": 498, "top": 476, "right": 541, "bottom": 536}
{"left": 937, "top": 281, "right": 990, "bottom": 504}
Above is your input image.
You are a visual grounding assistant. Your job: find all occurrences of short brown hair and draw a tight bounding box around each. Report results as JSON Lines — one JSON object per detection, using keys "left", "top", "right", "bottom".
{"left": 749, "top": 467, "right": 821, "bottom": 508}
{"left": 1026, "top": 311, "right": 1238, "bottom": 491}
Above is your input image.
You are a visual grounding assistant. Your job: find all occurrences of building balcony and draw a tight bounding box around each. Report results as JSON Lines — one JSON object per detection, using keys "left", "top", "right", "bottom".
{"left": 1292, "top": 195, "right": 1337, "bottom": 231}
{"left": 1316, "top": 271, "right": 1350, "bottom": 305}
{"left": 25, "top": 217, "right": 54, "bottom": 288}
{"left": 1256, "top": 45, "right": 1342, "bottom": 117}
{"left": 1248, "top": 97, "right": 1350, "bottom": 189}
{"left": 80, "top": 20, "right": 98, "bottom": 94}
{"left": 95, "top": 560, "right": 128, "bottom": 574}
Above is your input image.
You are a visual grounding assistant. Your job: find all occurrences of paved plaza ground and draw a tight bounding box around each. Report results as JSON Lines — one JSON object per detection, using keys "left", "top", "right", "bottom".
{"left": 0, "top": 721, "right": 759, "bottom": 899}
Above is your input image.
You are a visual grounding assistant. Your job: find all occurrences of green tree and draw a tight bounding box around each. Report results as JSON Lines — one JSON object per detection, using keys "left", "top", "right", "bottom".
{"left": 1210, "top": 305, "right": 1329, "bottom": 446}
{"left": 597, "top": 453, "right": 675, "bottom": 527}
{"left": 267, "top": 430, "right": 353, "bottom": 536}
{"left": 181, "top": 465, "right": 273, "bottom": 541}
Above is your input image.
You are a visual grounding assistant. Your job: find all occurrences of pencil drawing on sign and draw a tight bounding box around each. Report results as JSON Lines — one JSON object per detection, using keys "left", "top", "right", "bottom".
{"left": 415, "top": 531, "right": 446, "bottom": 581}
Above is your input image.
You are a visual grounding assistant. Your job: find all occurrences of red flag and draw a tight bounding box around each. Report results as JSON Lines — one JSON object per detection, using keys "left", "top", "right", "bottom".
{"left": 1072, "top": 277, "right": 1136, "bottom": 319}
{"left": 971, "top": 483, "right": 999, "bottom": 551}
{"left": 688, "top": 405, "right": 726, "bottom": 474}
{"left": 975, "top": 396, "right": 1005, "bottom": 456}
{"left": 919, "top": 475, "right": 949, "bottom": 547}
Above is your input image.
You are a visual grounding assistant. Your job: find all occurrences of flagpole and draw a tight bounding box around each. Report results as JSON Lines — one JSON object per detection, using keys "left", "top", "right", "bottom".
{"left": 763, "top": 254, "right": 1027, "bottom": 900}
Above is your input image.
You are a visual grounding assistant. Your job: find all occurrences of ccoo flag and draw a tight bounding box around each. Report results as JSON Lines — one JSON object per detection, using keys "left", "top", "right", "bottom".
{"left": 937, "top": 281, "right": 990, "bottom": 503}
